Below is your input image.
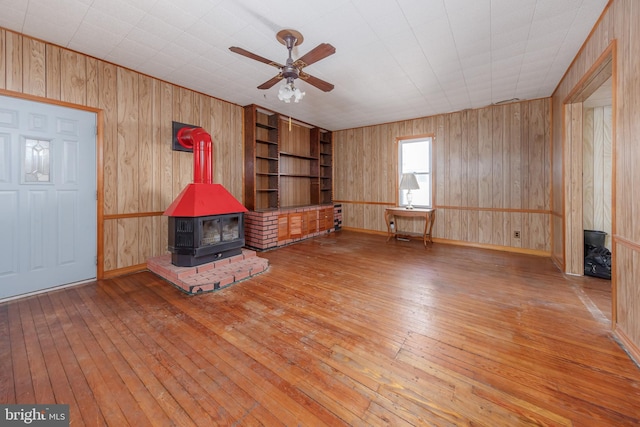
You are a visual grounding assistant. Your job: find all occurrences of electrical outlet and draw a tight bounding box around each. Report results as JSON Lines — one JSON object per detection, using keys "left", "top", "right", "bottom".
{"left": 514, "top": 230, "right": 521, "bottom": 238}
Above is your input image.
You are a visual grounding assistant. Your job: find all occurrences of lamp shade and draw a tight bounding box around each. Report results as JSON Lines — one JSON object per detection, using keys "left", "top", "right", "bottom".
{"left": 399, "top": 173, "right": 420, "bottom": 190}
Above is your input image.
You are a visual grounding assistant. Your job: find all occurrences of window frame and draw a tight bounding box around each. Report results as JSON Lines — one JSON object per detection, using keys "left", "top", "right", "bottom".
{"left": 397, "top": 136, "right": 433, "bottom": 208}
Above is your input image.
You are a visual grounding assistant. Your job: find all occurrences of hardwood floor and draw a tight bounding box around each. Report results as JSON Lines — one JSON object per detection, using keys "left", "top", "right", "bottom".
{"left": 2, "top": 230, "right": 639, "bottom": 426}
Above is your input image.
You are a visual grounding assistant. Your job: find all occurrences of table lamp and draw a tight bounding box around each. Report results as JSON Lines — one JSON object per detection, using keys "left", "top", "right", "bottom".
{"left": 400, "top": 173, "right": 420, "bottom": 209}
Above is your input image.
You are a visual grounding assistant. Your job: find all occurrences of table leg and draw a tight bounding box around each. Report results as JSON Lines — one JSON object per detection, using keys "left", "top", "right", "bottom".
{"left": 422, "top": 212, "right": 428, "bottom": 247}
{"left": 426, "top": 211, "right": 435, "bottom": 244}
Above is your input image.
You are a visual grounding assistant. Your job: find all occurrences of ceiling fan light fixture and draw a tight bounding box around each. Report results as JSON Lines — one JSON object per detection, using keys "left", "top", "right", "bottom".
{"left": 278, "top": 79, "right": 305, "bottom": 103}
{"left": 293, "top": 86, "right": 305, "bottom": 103}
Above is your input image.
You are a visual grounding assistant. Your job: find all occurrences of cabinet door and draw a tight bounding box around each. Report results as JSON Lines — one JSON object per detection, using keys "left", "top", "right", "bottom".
{"left": 289, "top": 213, "right": 304, "bottom": 239}
{"left": 278, "top": 214, "right": 289, "bottom": 241}
{"left": 306, "top": 210, "right": 318, "bottom": 234}
{"left": 319, "top": 208, "right": 334, "bottom": 231}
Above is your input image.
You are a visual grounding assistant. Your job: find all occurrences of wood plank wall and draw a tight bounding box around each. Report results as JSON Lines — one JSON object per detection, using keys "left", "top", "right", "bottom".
{"left": 334, "top": 98, "right": 551, "bottom": 254}
{"left": 551, "top": 0, "right": 640, "bottom": 360}
{"left": 279, "top": 120, "right": 312, "bottom": 208}
{"left": 0, "top": 28, "right": 243, "bottom": 277}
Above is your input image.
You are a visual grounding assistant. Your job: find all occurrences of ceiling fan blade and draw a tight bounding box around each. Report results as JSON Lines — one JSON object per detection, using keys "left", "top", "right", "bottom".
{"left": 293, "top": 43, "right": 336, "bottom": 68}
{"left": 229, "top": 46, "right": 283, "bottom": 68}
{"left": 257, "top": 74, "right": 283, "bottom": 90}
{"left": 299, "top": 72, "right": 334, "bottom": 92}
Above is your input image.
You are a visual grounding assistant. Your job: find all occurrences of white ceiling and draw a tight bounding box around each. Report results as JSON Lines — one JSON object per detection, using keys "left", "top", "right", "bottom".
{"left": 1, "top": 0, "right": 608, "bottom": 130}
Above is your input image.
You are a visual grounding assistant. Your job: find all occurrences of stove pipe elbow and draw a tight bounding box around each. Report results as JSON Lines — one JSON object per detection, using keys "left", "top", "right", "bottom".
{"left": 176, "top": 127, "right": 213, "bottom": 184}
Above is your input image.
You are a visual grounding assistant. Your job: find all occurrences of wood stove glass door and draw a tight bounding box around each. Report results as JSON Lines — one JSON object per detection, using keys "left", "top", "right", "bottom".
{"left": 201, "top": 218, "right": 222, "bottom": 246}
{"left": 222, "top": 216, "right": 239, "bottom": 241}
{"left": 0, "top": 95, "right": 97, "bottom": 299}
{"left": 200, "top": 215, "right": 240, "bottom": 247}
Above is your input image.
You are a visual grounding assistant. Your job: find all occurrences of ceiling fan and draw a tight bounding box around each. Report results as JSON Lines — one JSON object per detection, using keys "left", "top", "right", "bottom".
{"left": 229, "top": 29, "right": 335, "bottom": 101}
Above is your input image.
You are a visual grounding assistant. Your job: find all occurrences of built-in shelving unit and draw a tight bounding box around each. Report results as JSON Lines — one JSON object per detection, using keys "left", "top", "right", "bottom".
{"left": 243, "top": 104, "right": 333, "bottom": 211}
{"left": 319, "top": 129, "right": 333, "bottom": 205}
{"left": 244, "top": 106, "right": 280, "bottom": 210}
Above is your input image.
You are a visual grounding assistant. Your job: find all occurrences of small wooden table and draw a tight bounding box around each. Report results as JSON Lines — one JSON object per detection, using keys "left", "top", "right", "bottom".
{"left": 385, "top": 207, "right": 436, "bottom": 247}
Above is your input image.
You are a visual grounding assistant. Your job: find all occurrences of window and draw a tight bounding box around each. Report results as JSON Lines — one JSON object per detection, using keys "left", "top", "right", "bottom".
{"left": 398, "top": 137, "right": 432, "bottom": 208}
{"left": 22, "top": 137, "right": 52, "bottom": 183}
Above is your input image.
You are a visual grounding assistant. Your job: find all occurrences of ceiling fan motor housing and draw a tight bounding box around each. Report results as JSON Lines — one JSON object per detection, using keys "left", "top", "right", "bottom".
{"left": 282, "top": 63, "right": 298, "bottom": 79}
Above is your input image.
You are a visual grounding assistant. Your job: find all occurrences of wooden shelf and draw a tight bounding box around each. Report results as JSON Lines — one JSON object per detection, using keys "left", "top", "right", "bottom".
{"left": 244, "top": 104, "right": 332, "bottom": 211}
{"left": 280, "top": 173, "right": 316, "bottom": 178}
{"left": 256, "top": 138, "right": 277, "bottom": 145}
{"left": 256, "top": 122, "right": 277, "bottom": 130}
{"left": 279, "top": 151, "right": 317, "bottom": 160}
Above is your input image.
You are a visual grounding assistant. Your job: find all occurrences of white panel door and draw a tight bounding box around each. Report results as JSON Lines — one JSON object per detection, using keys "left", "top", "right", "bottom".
{"left": 0, "top": 95, "right": 96, "bottom": 299}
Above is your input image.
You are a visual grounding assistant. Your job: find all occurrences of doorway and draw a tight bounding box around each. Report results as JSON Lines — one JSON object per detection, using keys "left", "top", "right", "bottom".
{"left": 563, "top": 43, "right": 614, "bottom": 277}
{"left": 583, "top": 78, "right": 613, "bottom": 251}
{"left": 0, "top": 95, "right": 97, "bottom": 300}
{"left": 562, "top": 41, "right": 616, "bottom": 322}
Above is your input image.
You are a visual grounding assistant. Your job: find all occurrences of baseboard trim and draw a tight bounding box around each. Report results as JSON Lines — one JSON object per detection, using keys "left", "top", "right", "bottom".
{"left": 340, "top": 226, "right": 386, "bottom": 236}
{"left": 103, "top": 263, "right": 148, "bottom": 279}
{"left": 339, "top": 227, "right": 551, "bottom": 257}
{"left": 614, "top": 325, "right": 640, "bottom": 369}
{"left": 434, "top": 238, "right": 551, "bottom": 257}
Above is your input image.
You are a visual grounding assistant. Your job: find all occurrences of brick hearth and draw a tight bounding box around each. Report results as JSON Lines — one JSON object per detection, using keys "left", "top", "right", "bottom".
{"left": 147, "top": 249, "right": 269, "bottom": 295}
